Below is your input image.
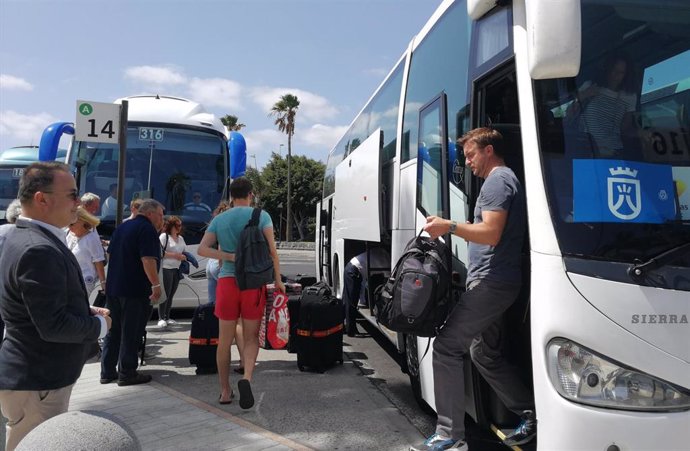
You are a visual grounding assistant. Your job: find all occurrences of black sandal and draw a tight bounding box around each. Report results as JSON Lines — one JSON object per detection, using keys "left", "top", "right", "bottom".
{"left": 238, "top": 379, "right": 254, "bottom": 409}
{"left": 218, "top": 390, "right": 234, "bottom": 405}
{"left": 233, "top": 367, "right": 244, "bottom": 374}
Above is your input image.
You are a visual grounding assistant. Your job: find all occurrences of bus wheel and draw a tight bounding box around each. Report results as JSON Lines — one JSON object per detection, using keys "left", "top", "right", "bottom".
{"left": 405, "top": 334, "right": 423, "bottom": 406}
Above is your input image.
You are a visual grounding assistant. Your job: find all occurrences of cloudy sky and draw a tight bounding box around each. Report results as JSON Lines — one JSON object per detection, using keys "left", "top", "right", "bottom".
{"left": 0, "top": 0, "right": 441, "bottom": 168}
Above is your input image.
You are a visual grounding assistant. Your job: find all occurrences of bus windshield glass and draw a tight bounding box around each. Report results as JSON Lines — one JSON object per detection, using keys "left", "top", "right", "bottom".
{"left": 0, "top": 165, "right": 24, "bottom": 222}
{"left": 75, "top": 126, "right": 226, "bottom": 242}
{"left": 534, "top": 0, "right": 690, "bottom": 266}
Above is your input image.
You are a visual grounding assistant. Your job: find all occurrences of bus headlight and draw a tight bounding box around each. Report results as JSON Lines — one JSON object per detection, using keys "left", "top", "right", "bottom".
{"left": 547, "top": 338, "right": 690, "bottom": 411}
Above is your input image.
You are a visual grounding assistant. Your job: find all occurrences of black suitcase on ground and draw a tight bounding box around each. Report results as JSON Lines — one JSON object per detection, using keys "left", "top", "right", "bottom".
{"left": 189, "top": 302, "right": 219, "bottom": 374}
{"left": 295, "top": 282, "right": 344, "bottom": 372}
{"left": 286, "top": 294, "right": 302, "bottom": 354}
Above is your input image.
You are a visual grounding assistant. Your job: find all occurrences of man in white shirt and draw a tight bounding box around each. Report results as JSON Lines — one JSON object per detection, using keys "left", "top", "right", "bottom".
{"left": 101, "top": 184, "right": 118, "bottom": 217}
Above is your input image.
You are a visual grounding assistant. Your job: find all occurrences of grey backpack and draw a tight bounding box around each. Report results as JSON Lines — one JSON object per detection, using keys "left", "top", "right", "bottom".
{"left": 235, "top": 208, "right": 274, "bottom": 290}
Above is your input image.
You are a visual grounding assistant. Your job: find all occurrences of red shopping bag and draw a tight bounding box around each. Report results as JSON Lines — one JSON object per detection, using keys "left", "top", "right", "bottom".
{"left": 267, "top": 291, "right": 290, "bottom": 349}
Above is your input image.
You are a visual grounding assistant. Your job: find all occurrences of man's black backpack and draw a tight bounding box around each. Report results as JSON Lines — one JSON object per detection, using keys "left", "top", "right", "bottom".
{"left": 374, "top": 231, "right": 454, "bottom": 337}
{"left": 235, "top": 208, "right": 274, "bottom": 290}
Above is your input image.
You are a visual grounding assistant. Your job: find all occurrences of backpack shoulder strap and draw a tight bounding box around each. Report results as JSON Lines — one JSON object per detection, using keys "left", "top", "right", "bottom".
{"left": 250, "top": 208, "right": 261, "bottom": 227}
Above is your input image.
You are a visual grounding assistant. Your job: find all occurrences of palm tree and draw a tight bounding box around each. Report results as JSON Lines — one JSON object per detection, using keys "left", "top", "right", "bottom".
{"left": 269, "top": 94, "right": 300, "bottom": 241}
{"left": 220, "top": 114, "right": 245, "bottom": 132}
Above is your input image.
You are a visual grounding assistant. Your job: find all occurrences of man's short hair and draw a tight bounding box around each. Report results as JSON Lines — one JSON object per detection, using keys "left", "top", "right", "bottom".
{"left": 18, "top": 161, "right": 71, "bottom": 205}
{"left": 457, "top": 127, "right": 505, "bottom": 158}
{"left": 80, "top": 192, "right": 100, "bottom": 206}
{"left": 137, "top": 198, "right": 164, "bottom": 215}
{"left": 229, "top": 177, "right": 253, "bottom": 200}
{"left": 5, "top": 199, "right": 22, "bottom": 223}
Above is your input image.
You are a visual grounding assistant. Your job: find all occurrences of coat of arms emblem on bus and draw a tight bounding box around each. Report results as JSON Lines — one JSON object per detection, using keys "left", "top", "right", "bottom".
{"left": 607, "top": 167, "right": 641, "bottom": 220}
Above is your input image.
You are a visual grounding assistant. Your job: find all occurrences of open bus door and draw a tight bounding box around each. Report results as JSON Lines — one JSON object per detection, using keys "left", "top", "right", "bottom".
{"left": 329, "top": 129, "right": 383, "bottom": 295}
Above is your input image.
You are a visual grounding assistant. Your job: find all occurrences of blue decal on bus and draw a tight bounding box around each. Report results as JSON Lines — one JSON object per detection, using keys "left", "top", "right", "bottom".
{"left": 573, "top": 159, "right": 676, "bottom": 223}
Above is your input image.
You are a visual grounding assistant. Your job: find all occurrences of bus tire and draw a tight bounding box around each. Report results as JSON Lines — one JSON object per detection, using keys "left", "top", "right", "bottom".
{"left": 404, "top": 334, "right": 424, "bottom": 407}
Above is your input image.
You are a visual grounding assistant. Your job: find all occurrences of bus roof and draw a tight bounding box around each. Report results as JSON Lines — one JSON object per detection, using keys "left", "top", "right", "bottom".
{"left": 0, "top": 146, "right": 67, "bottom": 164}
{"left": 114, "top": 95, "right": 227, "bottom": 137}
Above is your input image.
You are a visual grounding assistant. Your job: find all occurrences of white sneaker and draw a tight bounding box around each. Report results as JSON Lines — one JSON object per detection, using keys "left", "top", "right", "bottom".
{"left": 167, "top": 319, "right": 177, "bottom": 325}
{"left": 157, "top": 319, "right": 168, "bottom": 328}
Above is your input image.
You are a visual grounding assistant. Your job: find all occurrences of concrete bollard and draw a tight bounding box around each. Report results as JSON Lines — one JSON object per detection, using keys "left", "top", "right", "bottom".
{"left": 16, "top": 410, "right": 140, "bottom": 451}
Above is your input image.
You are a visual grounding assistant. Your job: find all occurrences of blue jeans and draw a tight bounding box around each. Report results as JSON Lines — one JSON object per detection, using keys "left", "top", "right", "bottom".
{"left": 101, "top": 296, "right": 149, "bottom": 379}
{"left": 206, "top": 259, "right": 220, "bottom": 303}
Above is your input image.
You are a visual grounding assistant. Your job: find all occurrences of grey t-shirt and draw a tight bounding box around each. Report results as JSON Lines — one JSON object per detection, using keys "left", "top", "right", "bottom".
{"left": 467, "top": 166, "right": 525, "bottom": 284}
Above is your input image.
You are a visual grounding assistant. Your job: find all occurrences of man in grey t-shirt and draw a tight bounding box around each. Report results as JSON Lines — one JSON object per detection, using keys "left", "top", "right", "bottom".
{"left": 410, "top": 128, "right": 534, "bottom": 451}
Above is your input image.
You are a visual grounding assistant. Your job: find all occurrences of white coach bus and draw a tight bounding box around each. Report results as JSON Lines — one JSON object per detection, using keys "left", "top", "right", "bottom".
{"left": 316, "top": 0, "right": 690, "bottom": 449}
{"left": 41, "top": 95, "right": 232, "bottom": 307}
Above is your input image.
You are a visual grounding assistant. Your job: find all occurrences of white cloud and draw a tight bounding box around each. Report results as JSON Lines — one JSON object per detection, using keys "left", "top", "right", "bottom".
{"left": 301, "top": 123, "right": 348, "bottom": 151}
{"left": 187, "top": 78, "right": 243, "bottom": 110}
{"left": 124, "top": 65, "right": 187, "bottom": 85}
{"left": 250, "top": 87, "right": 338, "bottom": 123}
{"left": 0, "top": 74, "right": 33, "bottom": 91}
{"left": 363, "top": 67, "right": 389, "bottom": 78}
{"left": 0, "top": 110, "right": 57, "bottom": 144}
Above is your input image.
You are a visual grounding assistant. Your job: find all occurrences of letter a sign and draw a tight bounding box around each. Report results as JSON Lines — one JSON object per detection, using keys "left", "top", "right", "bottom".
{"left": 75, "top": 100, "right": 121, "bottom": 144}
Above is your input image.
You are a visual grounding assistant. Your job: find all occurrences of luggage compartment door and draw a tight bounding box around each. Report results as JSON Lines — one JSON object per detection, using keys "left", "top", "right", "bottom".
{"left": 333, "top": 129, "right": 383, "bottom": 242}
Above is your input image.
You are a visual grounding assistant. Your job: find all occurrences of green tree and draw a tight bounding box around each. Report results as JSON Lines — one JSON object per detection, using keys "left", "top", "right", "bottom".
{"left": 255, "top": 153, "right": 324, "bottom": 241}
{"left": 220, "top": 114, "right": 245, "bottom": 131}
{"left": 269, "top": 93, "right": 300, "bottom": 241}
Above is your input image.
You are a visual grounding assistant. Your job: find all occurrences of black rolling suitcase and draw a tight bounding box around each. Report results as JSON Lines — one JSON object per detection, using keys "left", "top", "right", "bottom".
{"left": 286, "top": 294, "right": 302, "bottom": 354}
{"left": 296, "top": 282, "right": 344, "bottom": 372}
{"left": 188, "top": 302, "right": 219, "bottom": 374}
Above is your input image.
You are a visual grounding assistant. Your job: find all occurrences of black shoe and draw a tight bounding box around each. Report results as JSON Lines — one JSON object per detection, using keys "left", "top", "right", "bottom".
{"left": 100, "top": 377, "right": 116, "bottom": 384}
{"left": 503, "top": 410, "right": 537, "bottom": 447}
{"left": 117, "top": 373, "right": 152, "bottom": 386}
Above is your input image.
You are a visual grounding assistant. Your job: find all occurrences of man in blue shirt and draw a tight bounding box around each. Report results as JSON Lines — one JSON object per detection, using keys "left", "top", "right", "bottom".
{"left": 101, "top": 198, "right": 164, "bottom": 386}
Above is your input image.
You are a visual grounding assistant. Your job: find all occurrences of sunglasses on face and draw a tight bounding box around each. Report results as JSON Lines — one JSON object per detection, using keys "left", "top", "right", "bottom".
{"left": 83, "top": 223, "right": 93, "bottom": 231}
{"left": 43, "top": 189, "right": 80, "bottom": 201}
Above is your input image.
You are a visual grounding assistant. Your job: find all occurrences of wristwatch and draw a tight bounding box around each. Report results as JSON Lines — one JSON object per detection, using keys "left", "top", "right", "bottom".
{"left": 449, "top": 220, "right": 458, "bottom": 234}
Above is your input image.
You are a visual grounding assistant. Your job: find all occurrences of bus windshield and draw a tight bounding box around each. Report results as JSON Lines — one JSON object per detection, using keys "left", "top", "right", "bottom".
{"left": 0, "top": 146, "right": 67, "bottom": 223}
{"left": 534, "top": 0, "right": 690, "bottom": 266}
{"left": 75, "top": 126, "right": 226, "bottom": 243}
{"left": 0, "top": 165, "right": 24, "bottom": 222}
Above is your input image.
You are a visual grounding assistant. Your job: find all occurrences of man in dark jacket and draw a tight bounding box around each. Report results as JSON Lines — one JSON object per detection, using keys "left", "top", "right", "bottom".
{"left": 0, "top": 162, "right": 111, "bottom": 450}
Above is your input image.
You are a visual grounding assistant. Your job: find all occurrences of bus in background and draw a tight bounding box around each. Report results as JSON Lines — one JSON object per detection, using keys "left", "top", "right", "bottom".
{"left": 0, "top": 145, "right": 67, "bottom": 224}
{"left": 317, "top": 0, "right": 689, "bottom": 449}
{"left": 40, "top": 95, "right": 233, "bottom": 308}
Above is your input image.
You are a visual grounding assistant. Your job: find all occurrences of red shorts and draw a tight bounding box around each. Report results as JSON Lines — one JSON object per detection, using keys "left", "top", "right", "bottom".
{"left": 214, "top": 277, "right": 266, "bottom": 321}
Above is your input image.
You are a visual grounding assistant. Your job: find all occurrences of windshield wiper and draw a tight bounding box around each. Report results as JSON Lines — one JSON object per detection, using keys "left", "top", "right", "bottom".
{"left": 628, "top": 241, "right": 690, "bottom": 282}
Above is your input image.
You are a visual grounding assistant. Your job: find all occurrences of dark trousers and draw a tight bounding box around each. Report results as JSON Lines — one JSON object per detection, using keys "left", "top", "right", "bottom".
{"left": 342, "top": 262, "right": 362, "bottom": 334}
{"left": 433, "top": 279, "right": 534, "bottom": 440}
{"left": 159, "top": 268, "right": 181, "bottom": 320}
{"left": 101, "top": 296, "right": 149, "bottom": 379}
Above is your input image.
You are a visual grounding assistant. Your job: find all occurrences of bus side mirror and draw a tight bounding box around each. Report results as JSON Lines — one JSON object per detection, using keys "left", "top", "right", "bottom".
{"left": 526, "top": 0, "right": 581, "bottom": 79}
{"left": 39, "top": 122, "right": 74, "bottom": 162}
